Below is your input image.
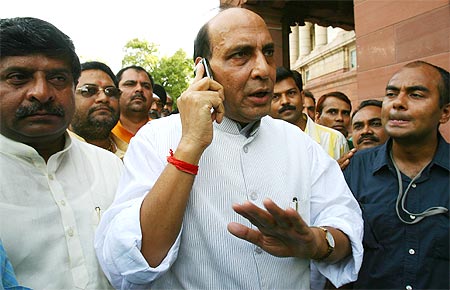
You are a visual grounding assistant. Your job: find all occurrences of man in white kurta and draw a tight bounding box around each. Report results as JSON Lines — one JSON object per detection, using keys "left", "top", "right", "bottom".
{"left": 96, "top": 115, "right": 363, "bottom": 289}
{"left": 96, "top": 7, "right": 363, "bottom": 289}
{"left": 0, "top": 17, "right": 123, "bottom": 289}
{"left": 0, "top": 133, "right": 123, "bottom": 288}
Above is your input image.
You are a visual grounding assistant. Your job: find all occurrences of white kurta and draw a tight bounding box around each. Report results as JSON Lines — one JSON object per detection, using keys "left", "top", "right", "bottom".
{"left": 95, "top": 115, "right": 363, "bottom": 289}
{"left": 0, "top": 133, "right": 123, "bottom": 289}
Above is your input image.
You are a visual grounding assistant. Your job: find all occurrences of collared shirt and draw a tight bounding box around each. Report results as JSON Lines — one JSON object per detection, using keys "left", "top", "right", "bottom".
{"left": 112, "top": 119, "right": 151, "bottom": 144}
{"left": 304, "top": 114, "right": 349, "bottom": 160}
{"left": 0, "top": 132, "right": 123, "bottom": 289}
{"left": 95, "top": 115, "right": 363, "bottom": 289}
{"left": 111, "top": 120, "right": 135, "bottom": 144}
{"left": 68, "top": 130, "right": 128, "bottom": 159}
{"left": 343, "top": 135, "right": 449, "bottom": 289}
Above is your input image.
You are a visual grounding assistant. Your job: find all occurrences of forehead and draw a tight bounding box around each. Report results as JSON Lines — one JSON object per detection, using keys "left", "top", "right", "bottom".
{"left": 388, "top": 65, "right": 440, "bottom": 91}
{"left": 353, "top": 105, "right": 381, "bottom": 122}
{"left": 78, "top": 69, "right": 114, "bottom": 85}
{"left": 0, "top": 55, "right": 72, "bottom": 74}
{"left": 208, "top": 9, "right": 272, "bottom": 55}
{"left": 274, "top": 78, "right": 297, "bottom": 92}
{"left": 120, "top": 69, "right": 150, "bottom": 82}
{"left": 322, "top": 96, "right": 350, "bottom": 110}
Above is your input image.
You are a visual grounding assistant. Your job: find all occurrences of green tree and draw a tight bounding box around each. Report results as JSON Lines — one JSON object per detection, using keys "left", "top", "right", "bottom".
{"left": 122, "top": 38, "right": 159, "bottom": 72}
{"left": 121, "top": 38, "right": 194, "bottom": 107}
{"left": 152, "top": 49, "right": 193, "bottom": 101}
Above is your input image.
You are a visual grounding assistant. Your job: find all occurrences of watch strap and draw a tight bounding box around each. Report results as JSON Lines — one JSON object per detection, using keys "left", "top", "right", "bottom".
{"left": 313, "top": 226, "right": 334, "bottom": 261}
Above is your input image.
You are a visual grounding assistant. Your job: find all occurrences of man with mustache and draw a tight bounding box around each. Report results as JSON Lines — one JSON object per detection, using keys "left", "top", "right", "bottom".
{"left": 112, "top": 65, "right": 155, "bottom": 143}
{"left": 271, "top": 67, "right": 349, "bottom": 161}
{"left": 315, "top": 91, "right": 353, "bottom": 149}
{"left": 95, "top": 7, "right": 363, "bottom": 289}
{"left": 70, "top": 61, "right": 128, "bottom": 158}
{"left": 351, "top": 99, "right": 388, "bottom": 151}
{"left": 343, "top": 61, "right": 449, "bottom": 289}
{"left": 0, "top": 17, "right": 123, "bottom": 288}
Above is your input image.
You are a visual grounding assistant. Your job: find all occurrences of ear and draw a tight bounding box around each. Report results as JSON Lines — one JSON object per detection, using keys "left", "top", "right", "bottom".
{"left": 439, "top": 103, "right": 450, "bottom": 124}
{"left": 314, "top": 111, "right": 320, "bottom": 122}
{"left": 194, "top": 57, "right": 203, "bottom": 66}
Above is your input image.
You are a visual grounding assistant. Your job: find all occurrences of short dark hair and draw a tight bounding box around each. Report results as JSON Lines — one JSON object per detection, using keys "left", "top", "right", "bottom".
{"left": 316, "top": 91, "right": 352, "bottom": 116}
{"left": 0, "top": 17, "right": 81, "bottom": 83}
{"left": 116, "top": 65, "right": 154, "bottom": 88}
{"left": 275, "top": 67, "right": 303, "bottom": 92}
{"left": 153, "top": 84, "right": 167, "bottom": 105}
{"left": 303, "top": 90, "right": 315, "bottom": 105}
{"left": 193, "top": 23, "right": 211, "bottom": 62}
{"left": 351, "top": 99, "right": 382, "bottom": 119}
{"left": 81, "top": 61, "right": 118, "bottom": 87}
{"left": 193, "top": 5, "right": 234, "bottom": 62}
{"left": 403, "top": 61, "right": 449, "bottom": 108}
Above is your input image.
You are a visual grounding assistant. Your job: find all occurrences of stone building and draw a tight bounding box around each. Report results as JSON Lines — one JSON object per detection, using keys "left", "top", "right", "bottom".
{"left": 221, "top": 0, "right": 449, "bottom": 140}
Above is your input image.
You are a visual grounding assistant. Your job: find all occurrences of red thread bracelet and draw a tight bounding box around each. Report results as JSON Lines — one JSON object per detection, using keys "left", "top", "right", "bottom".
{"left": 167, "top": 149, "right": 199, "bottom": 175}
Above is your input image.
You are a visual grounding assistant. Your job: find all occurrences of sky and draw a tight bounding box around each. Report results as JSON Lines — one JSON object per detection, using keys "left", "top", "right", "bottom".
{"left": 1, "top": 0, "right": 221, "bottom": 72}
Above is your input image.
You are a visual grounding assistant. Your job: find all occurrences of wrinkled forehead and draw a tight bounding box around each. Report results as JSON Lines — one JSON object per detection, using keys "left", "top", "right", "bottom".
{"left": 388, "top": 65, "right": 441, "bottom": 89}
{"left": 208, "top": 8, "right": 272, "bottom": 49}
{"left": 353, "top": 106, "right": 382, "bottom": 122}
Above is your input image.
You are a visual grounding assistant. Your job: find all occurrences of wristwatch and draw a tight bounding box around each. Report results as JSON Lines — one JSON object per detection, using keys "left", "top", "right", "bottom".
{"left": 314, "top": 226, "right": 335, "bottom": 261}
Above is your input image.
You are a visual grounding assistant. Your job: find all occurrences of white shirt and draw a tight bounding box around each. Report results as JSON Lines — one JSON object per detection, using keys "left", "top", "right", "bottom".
{"left": 95, "top": 115, "right": 363, "bottom": 289}
{"left": 0, "top": 132, "right": 123, "bottom": 289}
{"left": 304, "top": 114, "right": 349, "bottom": 160}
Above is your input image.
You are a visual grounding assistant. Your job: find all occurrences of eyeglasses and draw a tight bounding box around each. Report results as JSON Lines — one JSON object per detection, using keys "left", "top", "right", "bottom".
{"left": 76, "top": 85, "right": 121, "bottom": 98}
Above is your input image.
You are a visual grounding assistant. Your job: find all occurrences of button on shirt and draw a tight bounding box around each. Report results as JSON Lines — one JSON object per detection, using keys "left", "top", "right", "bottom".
{"left": 343, "top": 136, "right": 450, "bottom": 290}
{"left": 95, "top": 115, "right": 363, "bottom": 289}
{"left": 0, "top": 133, "right": 123, "bottom": 289}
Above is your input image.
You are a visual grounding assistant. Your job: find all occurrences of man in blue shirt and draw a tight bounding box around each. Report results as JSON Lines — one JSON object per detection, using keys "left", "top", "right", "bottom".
{"left": 344, "top": 60, "right": 449, "bottom": 289}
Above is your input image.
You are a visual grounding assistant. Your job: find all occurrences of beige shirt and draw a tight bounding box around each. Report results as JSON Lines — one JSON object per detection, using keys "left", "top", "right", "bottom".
{"left": 304, "top": 114, "right": 349, "bottom": 160}
{"left": 0, "top": 132, "right": 123, "bottom": 289}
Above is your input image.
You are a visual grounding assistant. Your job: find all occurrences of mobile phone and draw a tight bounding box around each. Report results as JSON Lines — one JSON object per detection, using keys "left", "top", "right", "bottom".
{"left": 195, "top": 58, "right": 214, "bottom": 80}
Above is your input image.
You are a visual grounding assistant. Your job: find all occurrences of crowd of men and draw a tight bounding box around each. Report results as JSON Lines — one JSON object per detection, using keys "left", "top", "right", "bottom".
{"left": 1, "top": 6, "right": 448, "bottom": 290}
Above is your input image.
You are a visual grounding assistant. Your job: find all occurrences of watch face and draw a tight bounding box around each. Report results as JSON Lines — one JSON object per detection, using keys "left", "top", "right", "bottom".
{"left": 326, "top": 231, "right": 335, "bottom": 248}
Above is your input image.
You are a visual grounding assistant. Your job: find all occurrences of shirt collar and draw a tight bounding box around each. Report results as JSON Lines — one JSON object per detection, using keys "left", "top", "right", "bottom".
{"left": 373, "top": 133, "right": 450, "bottom": 174}
{"left": 214, "top": 116, "right": 261, "bottom": 138}
{"left": 0, "top": 131, "right": 72, "bottom": 163}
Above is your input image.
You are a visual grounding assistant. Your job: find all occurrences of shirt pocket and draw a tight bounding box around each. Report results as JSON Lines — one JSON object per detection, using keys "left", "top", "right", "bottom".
{"left": 360, "top": 202, "right": 397, "bottom": 249}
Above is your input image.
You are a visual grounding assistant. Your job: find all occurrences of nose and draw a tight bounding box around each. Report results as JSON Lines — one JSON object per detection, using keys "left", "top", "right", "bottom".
{"left": 280, "top": 93, "right": 290, "bottom": 105}
{"left": 336, "top": 112, "right": 344, "bottom": 121}
{"left": 251, "top": 51, "right": 273, "bottom": 80}
{"left": 27, "top": 75, "right": 55, "bottom": 103}
{"left": 94, "top": 90, "right": 109, "bottom": 104}
{"left": 361, "top": 123, "right": 374, "bottom": 135}
{"left": 392, "top": 91, "right": 408, "bottom": 110}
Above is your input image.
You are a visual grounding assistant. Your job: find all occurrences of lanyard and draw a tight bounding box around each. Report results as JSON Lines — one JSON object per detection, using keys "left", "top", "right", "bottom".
{"left": 390, "top": 150, "right": 448, "bottom": 224}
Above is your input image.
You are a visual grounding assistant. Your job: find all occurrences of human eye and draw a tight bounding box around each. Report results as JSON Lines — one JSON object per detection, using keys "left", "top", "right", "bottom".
{"left": 371, "top": 120, "right": 382, "bottom": 127}
{"left": 353, "top": 123, "right": 362, "bottom": 131}
{"left": 385, "top": 90, "right": 397, "bottom": 98}
{"left": 143, "top": 84, "right": 152, "bottom": 90}
{"left": 48, "top": 73, "right": 70, "bottom": 86}
{"left": 287, "top": 90, "right": 297, "bottom": 97}
{"left": 343, "top": 111, "right": 351, "bottom": 116}
{"left": 409, "top": 92, "right": 424, "bottom": 99}
{"left": 328, "top": 109, "right": 338, "bottom": 115}
{"left": 272, "top": 94, "right": 280, "bottom": 101}
{"left": 5, "top": 72, "right": 31, "bottom": 85}
{"left": 263, "top": 48, "right": 274, "bottom": 57}
{"left": 122, "top": 81, "right": 136, "bottom": 87}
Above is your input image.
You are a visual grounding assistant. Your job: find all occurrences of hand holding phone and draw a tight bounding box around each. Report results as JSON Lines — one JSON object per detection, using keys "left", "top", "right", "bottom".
{"left": 195, "top": 58, "right": 214, "bottom": 80}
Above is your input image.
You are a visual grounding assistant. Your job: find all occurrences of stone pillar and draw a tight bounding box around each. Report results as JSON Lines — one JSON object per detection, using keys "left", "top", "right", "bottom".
{"left": 289, "top": 25, "right": 299, "bottom": 64}
{"left": 314, "top": 24, "right": 328, "bottom": 48}
{"left": 299, "top": 22, "right": 312, "bottom": 56}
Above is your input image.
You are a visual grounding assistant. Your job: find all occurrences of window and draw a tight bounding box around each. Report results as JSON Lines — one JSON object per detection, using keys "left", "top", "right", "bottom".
{"left": 350, "top": 49, "right": 357, "bottom": 69}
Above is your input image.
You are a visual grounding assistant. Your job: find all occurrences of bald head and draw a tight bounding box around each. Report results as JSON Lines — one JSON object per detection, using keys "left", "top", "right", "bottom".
{"left": 193, "top": 7, "right": 269, "bottom": 61}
